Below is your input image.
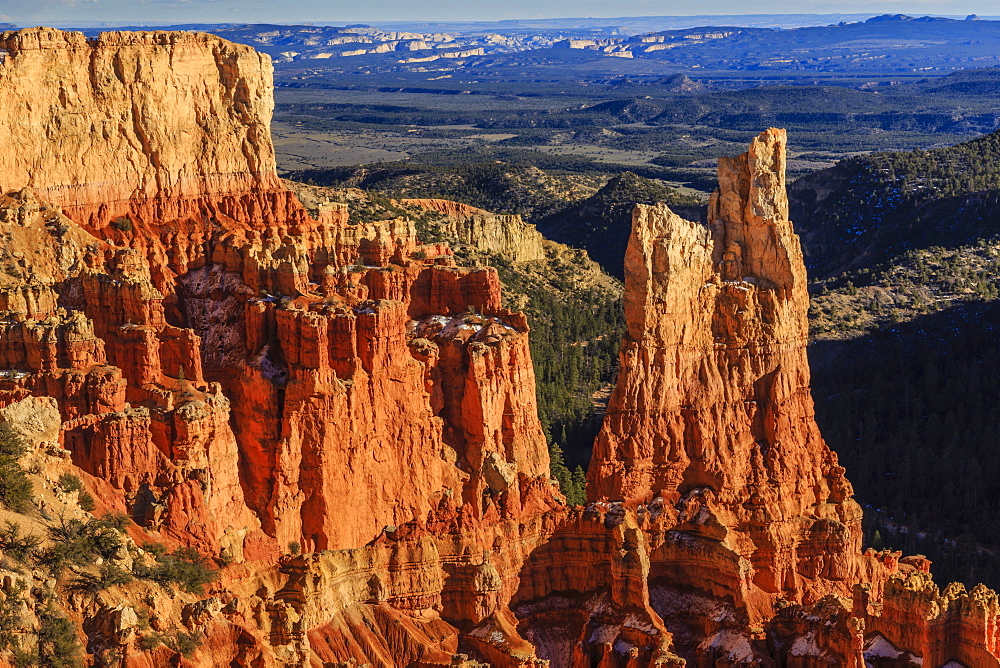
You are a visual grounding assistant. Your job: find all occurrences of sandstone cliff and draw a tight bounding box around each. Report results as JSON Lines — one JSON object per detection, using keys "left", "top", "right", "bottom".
{"left": 0, "top": 27, "right": 562, "bottom": 666}
{"left": 0, "top": 27, "right": 304, "bottom": 236}
{"left": 401, "top": 198, "right": 547, "bottom": 263}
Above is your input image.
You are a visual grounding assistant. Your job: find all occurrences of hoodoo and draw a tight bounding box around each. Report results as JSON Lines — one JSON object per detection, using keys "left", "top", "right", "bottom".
{"left": 0, "top": 25, "right": 997, "bottom": 667}
{"left": 0, "top": 27, "right": 561, "bottom": 665}
{"left": 570, "top": 128, "right": 1000, "bottom": 666}
{"left": 588, "top": 128, "right": 866, "bottom": 616}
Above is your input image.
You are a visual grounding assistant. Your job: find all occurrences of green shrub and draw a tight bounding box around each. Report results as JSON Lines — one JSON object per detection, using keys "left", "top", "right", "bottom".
{"left": 134, "top": 545, "right": 217, "bottom": 594}
{"left": 169, "top": 632, "right": 200, "bottom": 657}
{"left": 40, "top": 514, "right": 127, "bottom": 573}
{"left": 57, "top": 473, "right": 95, "bottom": 512}
{"left": 12, "top": 650, "right": 36, "bottom": 668}
{"left": 93, "top": 648, "right": 122, "bottom": 668}
{"left": 110, "top": 217, "right": 132, "bottom": 233}
{"left": 0, "top": 522, "right": 40, "bottom": 562}
{"left": 36, "top": 606, "right": 82, "bottom": 668}
{"left": 76, "top": 491, "right": 95, "bottom": 513}
{"left": 0, "top": 423, "right": 32, "bottom": 513}
{"left": 138, "top": 630, "right": 200, "bottom": 657}
{"left": 67, "top": 564, "right": 133, "bottom": 594}
{"left": 56, "top": 473, "right": 82, "bottom": 494}
{"left": 0, "top": 580, "right": 26, "bottom": 650}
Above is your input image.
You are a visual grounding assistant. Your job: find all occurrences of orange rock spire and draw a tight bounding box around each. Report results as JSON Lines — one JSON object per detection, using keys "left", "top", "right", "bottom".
{"left": 590, "top": 130, "right": 848, "bottom": 535}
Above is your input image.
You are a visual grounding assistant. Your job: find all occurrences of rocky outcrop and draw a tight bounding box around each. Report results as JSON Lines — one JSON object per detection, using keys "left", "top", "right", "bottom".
{"left": 402, "top": 198, "right": 547, "bottom": 262}
{"left": 864, "top": 570, "right": 1000, "bottom": 666}
{"left": 570, "top": 128, "right": 1000, "bottom": 666}
{"left": 588, "top": 128, "right": 865, "bottom": 620}
{"left": 0, "top": 27, "right": 306, "bottom": 236}
{"left": 0, "top": 26, "right": 562, "bottom": 667}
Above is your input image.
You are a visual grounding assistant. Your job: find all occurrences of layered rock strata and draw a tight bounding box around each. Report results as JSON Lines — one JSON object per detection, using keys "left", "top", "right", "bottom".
{"left": 569, "top": 128, "right": 1000, "bottom": 666}
{"left": 588, "top": 128, "right": 866, "bottom": 618}
{"left": 402, "top": 199, "right": 547, "bottom": 263}
{"left": 0, "top": 28, "right": 301, "bottom": 234}
{"left": 0, "top": 27, "right": 563, "bottom": 666}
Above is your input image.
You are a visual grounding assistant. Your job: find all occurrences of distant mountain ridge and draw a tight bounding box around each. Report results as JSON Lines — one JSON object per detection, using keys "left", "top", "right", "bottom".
{"left": 77, "top": 16, "right": 1000, "bottom": 73}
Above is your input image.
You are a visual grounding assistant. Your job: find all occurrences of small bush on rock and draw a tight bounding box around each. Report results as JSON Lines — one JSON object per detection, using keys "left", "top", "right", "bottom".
{"left": 57, "top": 473, "right": 95, "bottom": 512}
{"left": 134, "top": 545, "right": 217, "bottom": 594}
{"left": 40, "top": 514, "right": 127, "bottom": 573}
{"left": 0, "top": 423, "right": 32, "bottom": 513}
{"left": 35, "top": 606, "right": 82, "bottom": 668}
{"left": 0, "top": 580, "right": 26, "bottom": 650}
{"left": 67, "top": 563, "right": 134, "bottom": 594}
{"left": 0, "top": 522, "right": 40, "bottom": 562}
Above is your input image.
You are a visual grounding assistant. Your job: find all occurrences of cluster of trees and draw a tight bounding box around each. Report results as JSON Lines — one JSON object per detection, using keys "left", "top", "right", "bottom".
{"left": 808, "top": 240, "right": 1000, "bottom": 339}
{"left": 792, "top": 128, "right": 1000, "bottom": 276}
{"left": 812, "top": 299, "right": 1000, "bottom": 588}
{"left": 287, "top": 154, "right": 715, "bottom": 221}
{"left": 0, "top": 423, "right": 31, "bottom": 513}
{"left": 853, "top": 129, "right": 1000, "bottom": 198}
{"left": 528, "top": 289, "right": 622, "bottom": 458}
{"left": 795, "top": 129, "right": 1000, "bottom": 589}
{"left": 493, "top": 264, "right": 624, "bottom": 506}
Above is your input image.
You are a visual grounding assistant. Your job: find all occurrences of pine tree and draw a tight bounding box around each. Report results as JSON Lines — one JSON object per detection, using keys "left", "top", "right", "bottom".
{"left": 0, "top": 422, "right": 31, "bottom": 513}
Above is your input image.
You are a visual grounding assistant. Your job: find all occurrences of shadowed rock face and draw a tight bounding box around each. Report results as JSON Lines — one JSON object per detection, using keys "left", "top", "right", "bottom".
{"left": 0, "top": 26, "right": 998, "bottom": 668}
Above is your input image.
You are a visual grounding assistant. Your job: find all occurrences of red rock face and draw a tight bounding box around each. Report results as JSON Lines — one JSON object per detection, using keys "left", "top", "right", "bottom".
{"left": 2, "top": 26, "right": 999, "bottom": 667}
{"left": 0, "top": 26, "right": 564, "bottom": 666}
{"left": 588, "top": 128, "right": 867, "bottom": 619}
{"left": 0, "top": 27, "right": 554, "bottom": 560}
{"left": 570, "top": 128, "right": 1000, "bottom": 667}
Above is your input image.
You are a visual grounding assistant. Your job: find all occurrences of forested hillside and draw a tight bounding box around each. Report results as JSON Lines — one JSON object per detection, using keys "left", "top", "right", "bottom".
{"left": 791, "top": 129, "right": 1000, "bottom": 276}
{"left": 285, "top": 160, "right": 603, "bottom": 222}
{"left": 791, "top": 130, "right": 1000, "bottom": 588}
{"left": 812, "top": 301, "right": 1000, "bottom": 588}
{"left": 286, "top": 162, "right": 704, "bottom": 279}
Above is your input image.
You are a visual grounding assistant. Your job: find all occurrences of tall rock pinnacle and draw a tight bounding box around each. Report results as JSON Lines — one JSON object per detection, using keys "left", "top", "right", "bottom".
{"left": 588, "top": 128, "right": 863, "bottom": 613}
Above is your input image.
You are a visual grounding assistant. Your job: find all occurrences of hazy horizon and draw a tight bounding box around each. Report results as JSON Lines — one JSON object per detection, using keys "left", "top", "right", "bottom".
{"left": 1, "top": 1, "right": 997, "bottom": 29}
